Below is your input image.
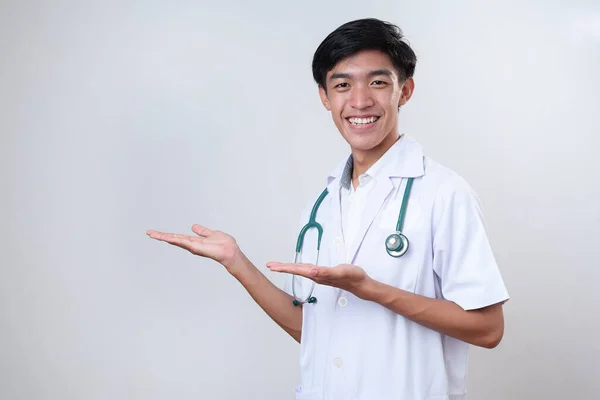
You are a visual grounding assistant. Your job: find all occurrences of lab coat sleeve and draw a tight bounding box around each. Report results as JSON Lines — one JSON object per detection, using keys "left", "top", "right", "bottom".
{"left": 432, "top": 175, "right": 509, "bottom": 311}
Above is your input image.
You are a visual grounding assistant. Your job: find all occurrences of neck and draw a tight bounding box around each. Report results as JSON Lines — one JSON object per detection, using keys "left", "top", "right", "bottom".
{"left": 351, "top": 133, "right": 401, "bottom": 182}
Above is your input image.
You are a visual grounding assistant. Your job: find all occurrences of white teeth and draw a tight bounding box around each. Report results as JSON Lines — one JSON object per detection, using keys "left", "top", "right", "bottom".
{"left": 349, "top": 116, "right": 379, "bottom": 125}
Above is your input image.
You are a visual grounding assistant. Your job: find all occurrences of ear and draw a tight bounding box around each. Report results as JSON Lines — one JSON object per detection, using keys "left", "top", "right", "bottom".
{"left": 318, "top": 85, "right": 331, "bottom": 111}
{"left": 398, "top": 77, "right": 415, "bottom": 107}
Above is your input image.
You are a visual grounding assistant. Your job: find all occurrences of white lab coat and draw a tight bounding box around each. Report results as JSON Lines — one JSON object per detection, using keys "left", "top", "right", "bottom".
{"left": 284, "top": 135, "right": 509, "bottom": 400}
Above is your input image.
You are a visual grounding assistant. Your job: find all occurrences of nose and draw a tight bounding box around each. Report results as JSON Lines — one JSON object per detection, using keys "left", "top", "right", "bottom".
{"left": 349, "top": 85, "right": 374, "bottom": 109}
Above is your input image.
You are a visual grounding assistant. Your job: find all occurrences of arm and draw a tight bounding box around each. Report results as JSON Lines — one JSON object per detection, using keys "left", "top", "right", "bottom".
{"left": 359, "top": 277, "right": 505, "bottom": 348}
{"left": 147, "top": 224, "right": 303, "bottom": 343}
{"left": 229, "top": 252, "right": 303, "bottom": 342}
{"left": 267, "top": 262, "right": 505, "bottom": 349}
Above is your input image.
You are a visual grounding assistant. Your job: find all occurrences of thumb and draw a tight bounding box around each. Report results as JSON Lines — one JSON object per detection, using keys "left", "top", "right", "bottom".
{"left": 192, "top": 224, "right": 214, "bottom": 237}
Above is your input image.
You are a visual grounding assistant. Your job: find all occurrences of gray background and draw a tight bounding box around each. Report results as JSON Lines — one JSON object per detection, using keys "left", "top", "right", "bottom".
{"left": 1, "top": 0, "right": 599, "bottom": 399}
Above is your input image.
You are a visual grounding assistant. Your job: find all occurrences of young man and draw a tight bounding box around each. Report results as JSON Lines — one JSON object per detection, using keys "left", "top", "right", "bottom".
{"left": 147, "top": 18, "right": 509, "bottom": 400}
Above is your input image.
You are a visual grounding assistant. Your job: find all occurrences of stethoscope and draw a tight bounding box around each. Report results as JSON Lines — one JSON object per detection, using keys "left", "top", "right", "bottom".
{"left": 291, "top": 177, "right": 415, "bottom": 306}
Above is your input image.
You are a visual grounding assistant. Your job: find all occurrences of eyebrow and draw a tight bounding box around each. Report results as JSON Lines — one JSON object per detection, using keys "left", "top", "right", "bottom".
{"left": 329, "top": 69, "right": 394, "bottom": 81}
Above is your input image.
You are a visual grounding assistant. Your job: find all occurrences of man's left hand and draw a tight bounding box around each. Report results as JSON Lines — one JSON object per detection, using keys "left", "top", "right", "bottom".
{"left": 267, "top": 262, "right": 371, "bottom": 298}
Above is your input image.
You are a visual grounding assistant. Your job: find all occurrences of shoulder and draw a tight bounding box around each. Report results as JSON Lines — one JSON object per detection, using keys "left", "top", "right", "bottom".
{"left": 419, "top": 158, "right": 489, "bottom": 237}
{"left": 391, "top": 136, "right": 477, "bottom": 200}
{"left": 422, "top": 157, "right": 480, "bottom": 204}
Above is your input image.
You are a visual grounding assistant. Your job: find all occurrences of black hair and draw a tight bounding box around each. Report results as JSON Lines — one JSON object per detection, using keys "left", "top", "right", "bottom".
{"left": 312, "top": 18, "right": 417, "bottom": 89}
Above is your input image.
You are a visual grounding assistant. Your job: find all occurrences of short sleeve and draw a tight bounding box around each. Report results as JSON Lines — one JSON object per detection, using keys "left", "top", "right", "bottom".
{"left": 432, "top": 176, "right": 509, "bottom": 310}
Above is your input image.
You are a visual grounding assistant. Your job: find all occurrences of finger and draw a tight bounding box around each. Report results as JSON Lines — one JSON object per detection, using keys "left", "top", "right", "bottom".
{"left": 267, "top": 262, "right": 337, "bottom": 280}
{"left": 191, "top": 224, "right": 214, "bottom": 237}
{"left": 146, "top": 229, "right": 167, "bottom": 239}
{"left": 147, "top": 231, "right": 193, "bottom": 247}
{"left": 267, "top": 262, "right": 319, "bottom": 277}
{"left": 266, "top": 261, "right": 314, "bottom": 268}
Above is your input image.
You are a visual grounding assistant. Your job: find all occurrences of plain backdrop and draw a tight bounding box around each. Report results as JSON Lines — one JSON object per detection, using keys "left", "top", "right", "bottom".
{"left": 1, "top": 0, "right": 599, "bottom": 399}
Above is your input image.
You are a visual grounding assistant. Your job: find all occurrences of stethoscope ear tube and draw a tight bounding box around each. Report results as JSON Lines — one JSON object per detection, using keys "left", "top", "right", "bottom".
{"left": 291, "top": 251, "right": 318, "bottom": 306}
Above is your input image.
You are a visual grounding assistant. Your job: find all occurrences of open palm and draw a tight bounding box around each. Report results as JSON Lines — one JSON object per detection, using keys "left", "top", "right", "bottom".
{"left": 146, "top": 224, "right": 240, "bottom": 268}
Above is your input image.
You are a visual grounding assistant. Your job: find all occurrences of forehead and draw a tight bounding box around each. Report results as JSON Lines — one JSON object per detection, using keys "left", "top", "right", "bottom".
{"left": 327, "top": 49, "right": 397, "bottom": 78}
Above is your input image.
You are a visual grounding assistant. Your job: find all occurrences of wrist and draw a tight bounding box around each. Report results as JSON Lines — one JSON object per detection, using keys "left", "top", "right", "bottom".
{"left": 226, "top": 250, "right": 253, "bottom": 280}
{"left": 355, "top": 276, "right": 381, "bottom": 301}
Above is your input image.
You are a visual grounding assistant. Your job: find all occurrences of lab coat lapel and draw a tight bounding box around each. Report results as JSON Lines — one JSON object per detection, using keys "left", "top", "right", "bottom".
{"left": 346, "top": 175, "right": 394, "bottom": 264}
{"left": 325, "top": 155, "right": 350, "bottom": 267}
{"left": 326, "top": 135, "right": 426, "bottom": 265}
{"left": 326, "top": 177, "right": 343, "bottom": 265}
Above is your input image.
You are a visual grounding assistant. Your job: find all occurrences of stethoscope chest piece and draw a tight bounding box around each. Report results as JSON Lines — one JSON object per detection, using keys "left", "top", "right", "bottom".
{"left": 385, "top": 232, "right": 409, "bottom": 257}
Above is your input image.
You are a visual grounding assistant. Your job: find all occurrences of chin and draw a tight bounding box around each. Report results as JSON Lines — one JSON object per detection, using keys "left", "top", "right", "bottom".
{"left": 337, "top": 117, "right": 394, "bottom": 152}
{"left": 344, "top": 135, "right": 387, "bottom": 152}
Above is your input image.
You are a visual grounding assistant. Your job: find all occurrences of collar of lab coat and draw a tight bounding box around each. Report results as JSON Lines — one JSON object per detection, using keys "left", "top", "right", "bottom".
{"left": 326, "top": 134, "right": 425, "bottom": 189}
{"left": 323, "top": 134, "right": 425, "bottom": 264}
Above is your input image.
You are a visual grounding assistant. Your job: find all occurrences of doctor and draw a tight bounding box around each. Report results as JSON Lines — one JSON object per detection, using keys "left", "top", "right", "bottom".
{"left": 147, "top": 18, "right": 509, "bottom": 400}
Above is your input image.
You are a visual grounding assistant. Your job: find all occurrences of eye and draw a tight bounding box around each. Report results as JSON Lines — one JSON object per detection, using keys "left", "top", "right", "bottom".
{"left": 371, "top": 80, "right": 387, "bottom": 86}
{"left": 335, "top": 82, "right": 349, "bottom": 88}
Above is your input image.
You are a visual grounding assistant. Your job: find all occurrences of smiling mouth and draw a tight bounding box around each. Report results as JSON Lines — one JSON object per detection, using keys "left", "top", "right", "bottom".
{"left": 347, "top": 116, "right": 380, "bottom": 126}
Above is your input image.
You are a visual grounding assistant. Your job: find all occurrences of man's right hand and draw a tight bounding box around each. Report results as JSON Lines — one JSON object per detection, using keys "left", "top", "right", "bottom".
{"left": 147, "top": 223, "right": 303, "bottom": 342}
{"left": 146, "top": 224, "right": 242, "bottom": 273}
